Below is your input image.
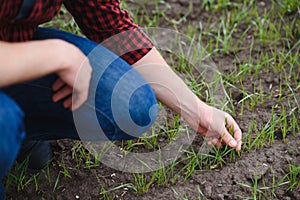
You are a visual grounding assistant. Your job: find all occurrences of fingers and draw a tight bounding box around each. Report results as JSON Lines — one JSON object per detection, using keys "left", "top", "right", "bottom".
{"left": 205, "top": 132, "right": 222, "bottom": 148}
{"left": 221, "top": 126, "right": 238, "bottom": 149}
{"left": 226, "top": 115, "right": 243, "bottom": 151}
{"left": 233, "top": 121, "right": 242, "bottom": 151}
{"left": 52, "top": 78, "right": 65, "bottom": 91}
{"left": 202, "top": 110, "right": 242, "bottom": 151}
{"left": 52, "top": 82, "right": 88, "bottom": 111}
{"left": 52, "top": 85, "right": 72, "bottom": 103}
{"left": 52, "top": 64, "right": 90, "bottom": 111}
{"left": 52, "top": 85, "right": 88, "bottom": 111}
{"left": 63, "top": 97, "right": 72, "bottom": 109}
{"left": 214, "top": 139, "right": 222, "bottom": 148}
{"left": 205, "top": 115, "right": 242, "bottom": 151}
{"left": 207, "top": 136, "right": 218, "bottom": 147}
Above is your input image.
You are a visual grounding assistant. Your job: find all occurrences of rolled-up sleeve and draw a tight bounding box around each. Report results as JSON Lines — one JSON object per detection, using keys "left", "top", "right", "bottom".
{"left": 63, "top": 0, "right": 153, "bottom": 65}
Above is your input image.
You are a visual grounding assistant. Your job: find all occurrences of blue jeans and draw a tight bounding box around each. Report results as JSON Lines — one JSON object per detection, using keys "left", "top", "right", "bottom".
{"left": 0, "top": 28, "right": 158, "bottom": 199}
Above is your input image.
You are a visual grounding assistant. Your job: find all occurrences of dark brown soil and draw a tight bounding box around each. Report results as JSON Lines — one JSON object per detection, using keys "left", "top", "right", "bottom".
{"left": 5, "top": 0, "right": 299, "bottom": 199}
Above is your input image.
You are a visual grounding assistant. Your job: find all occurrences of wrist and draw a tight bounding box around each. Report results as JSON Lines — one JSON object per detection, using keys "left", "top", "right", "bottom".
{"left": 48, "top": 39, "right": 71, "bottom": 73}
{"left": 180, "top": 96, "right": 204, "bottom": 130}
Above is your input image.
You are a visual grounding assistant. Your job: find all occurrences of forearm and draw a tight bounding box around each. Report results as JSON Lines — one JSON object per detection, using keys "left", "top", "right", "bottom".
{"left": 0, "top": 40, "right": 64, "bottom": 87}
{"left": 133, "top": 47, "right": 207, "bottom": 129}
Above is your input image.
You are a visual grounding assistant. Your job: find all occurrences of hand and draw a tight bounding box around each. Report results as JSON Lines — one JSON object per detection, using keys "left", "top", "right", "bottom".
{"left": 189, "top": 104, "right": 242, "bottom": 151}
{"left": 52, "top": 40, "right": 92, "bottom": 110}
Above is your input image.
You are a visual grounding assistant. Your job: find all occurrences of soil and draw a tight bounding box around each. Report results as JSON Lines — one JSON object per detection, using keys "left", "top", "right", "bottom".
{"left": 5, "top": 0, "right": 300, "bottom": 199}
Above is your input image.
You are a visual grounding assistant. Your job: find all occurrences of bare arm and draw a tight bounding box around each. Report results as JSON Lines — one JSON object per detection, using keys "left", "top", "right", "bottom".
{"left": 0, "top": 40, "right": 62, "bottom": 87}
{"left": 0, "top": 40, "right": 92, "bottom": 110}
{"left": 133, "top": 47, "right": 242, "bottom": 151}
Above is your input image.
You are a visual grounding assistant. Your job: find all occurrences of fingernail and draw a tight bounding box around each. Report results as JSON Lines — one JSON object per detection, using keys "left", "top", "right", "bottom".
{"left": 229, "top": 140, "right": 237, "bottom": 147}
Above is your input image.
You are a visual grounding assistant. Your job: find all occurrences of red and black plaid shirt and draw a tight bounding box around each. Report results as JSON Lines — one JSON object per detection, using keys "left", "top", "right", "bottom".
{"left": 0, "top": 0, "right": 153, "bottom": 64}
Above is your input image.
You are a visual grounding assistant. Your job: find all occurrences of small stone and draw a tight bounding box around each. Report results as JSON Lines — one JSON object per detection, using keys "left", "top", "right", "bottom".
{"left": 259, "top": 2, "right": 265, "bottom": 6}
{"left": 75, "top": 195, "right": 79, "bottom": 199}
{"left": 269, "top": 84, "right": 273, "bottom": 90}
{"left": 263, "top": 163, "right": 268, "bottom": 167}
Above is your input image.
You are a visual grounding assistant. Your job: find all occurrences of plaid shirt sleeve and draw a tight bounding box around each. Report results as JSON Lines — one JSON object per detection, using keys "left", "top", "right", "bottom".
{"left": 63, "top": 0, "right": 153, "bottom": 65}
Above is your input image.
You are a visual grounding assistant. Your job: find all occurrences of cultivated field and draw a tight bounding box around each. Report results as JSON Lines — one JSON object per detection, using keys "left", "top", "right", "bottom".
{"left": 5, "top": 0, "right": 300, "bottom": 199}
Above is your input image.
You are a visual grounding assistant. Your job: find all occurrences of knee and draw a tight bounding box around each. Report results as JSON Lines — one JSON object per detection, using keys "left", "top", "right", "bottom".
{"left": 129, "top": 84, "right": 158, "bottom": 129}
{"left": 111, "top": 82, "right": 158, "bottom": 139}
{"left": 84, "top": 56, "right": 159, "bottom": 141}
{"left": 0, "top": 93, "right": 25, "bottom": 177}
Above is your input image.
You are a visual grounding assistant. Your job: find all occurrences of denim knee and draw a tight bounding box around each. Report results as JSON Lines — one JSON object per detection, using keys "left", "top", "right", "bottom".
{"left": 0, "top": 92, "right": 25, "bottom": 179}
{"left": 109, "top": 72, "right": 159, "bottom": 140}
{"left": 128, "top": 84, "right": 158, "bottom": 134}
{"left": 105, "top": 85, "right": 158, "bottom": 141}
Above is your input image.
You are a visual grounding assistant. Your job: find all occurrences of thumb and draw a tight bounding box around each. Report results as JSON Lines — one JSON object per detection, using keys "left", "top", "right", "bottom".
{"left": 221, "top": 126, "right": 237, "bottom": 148}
